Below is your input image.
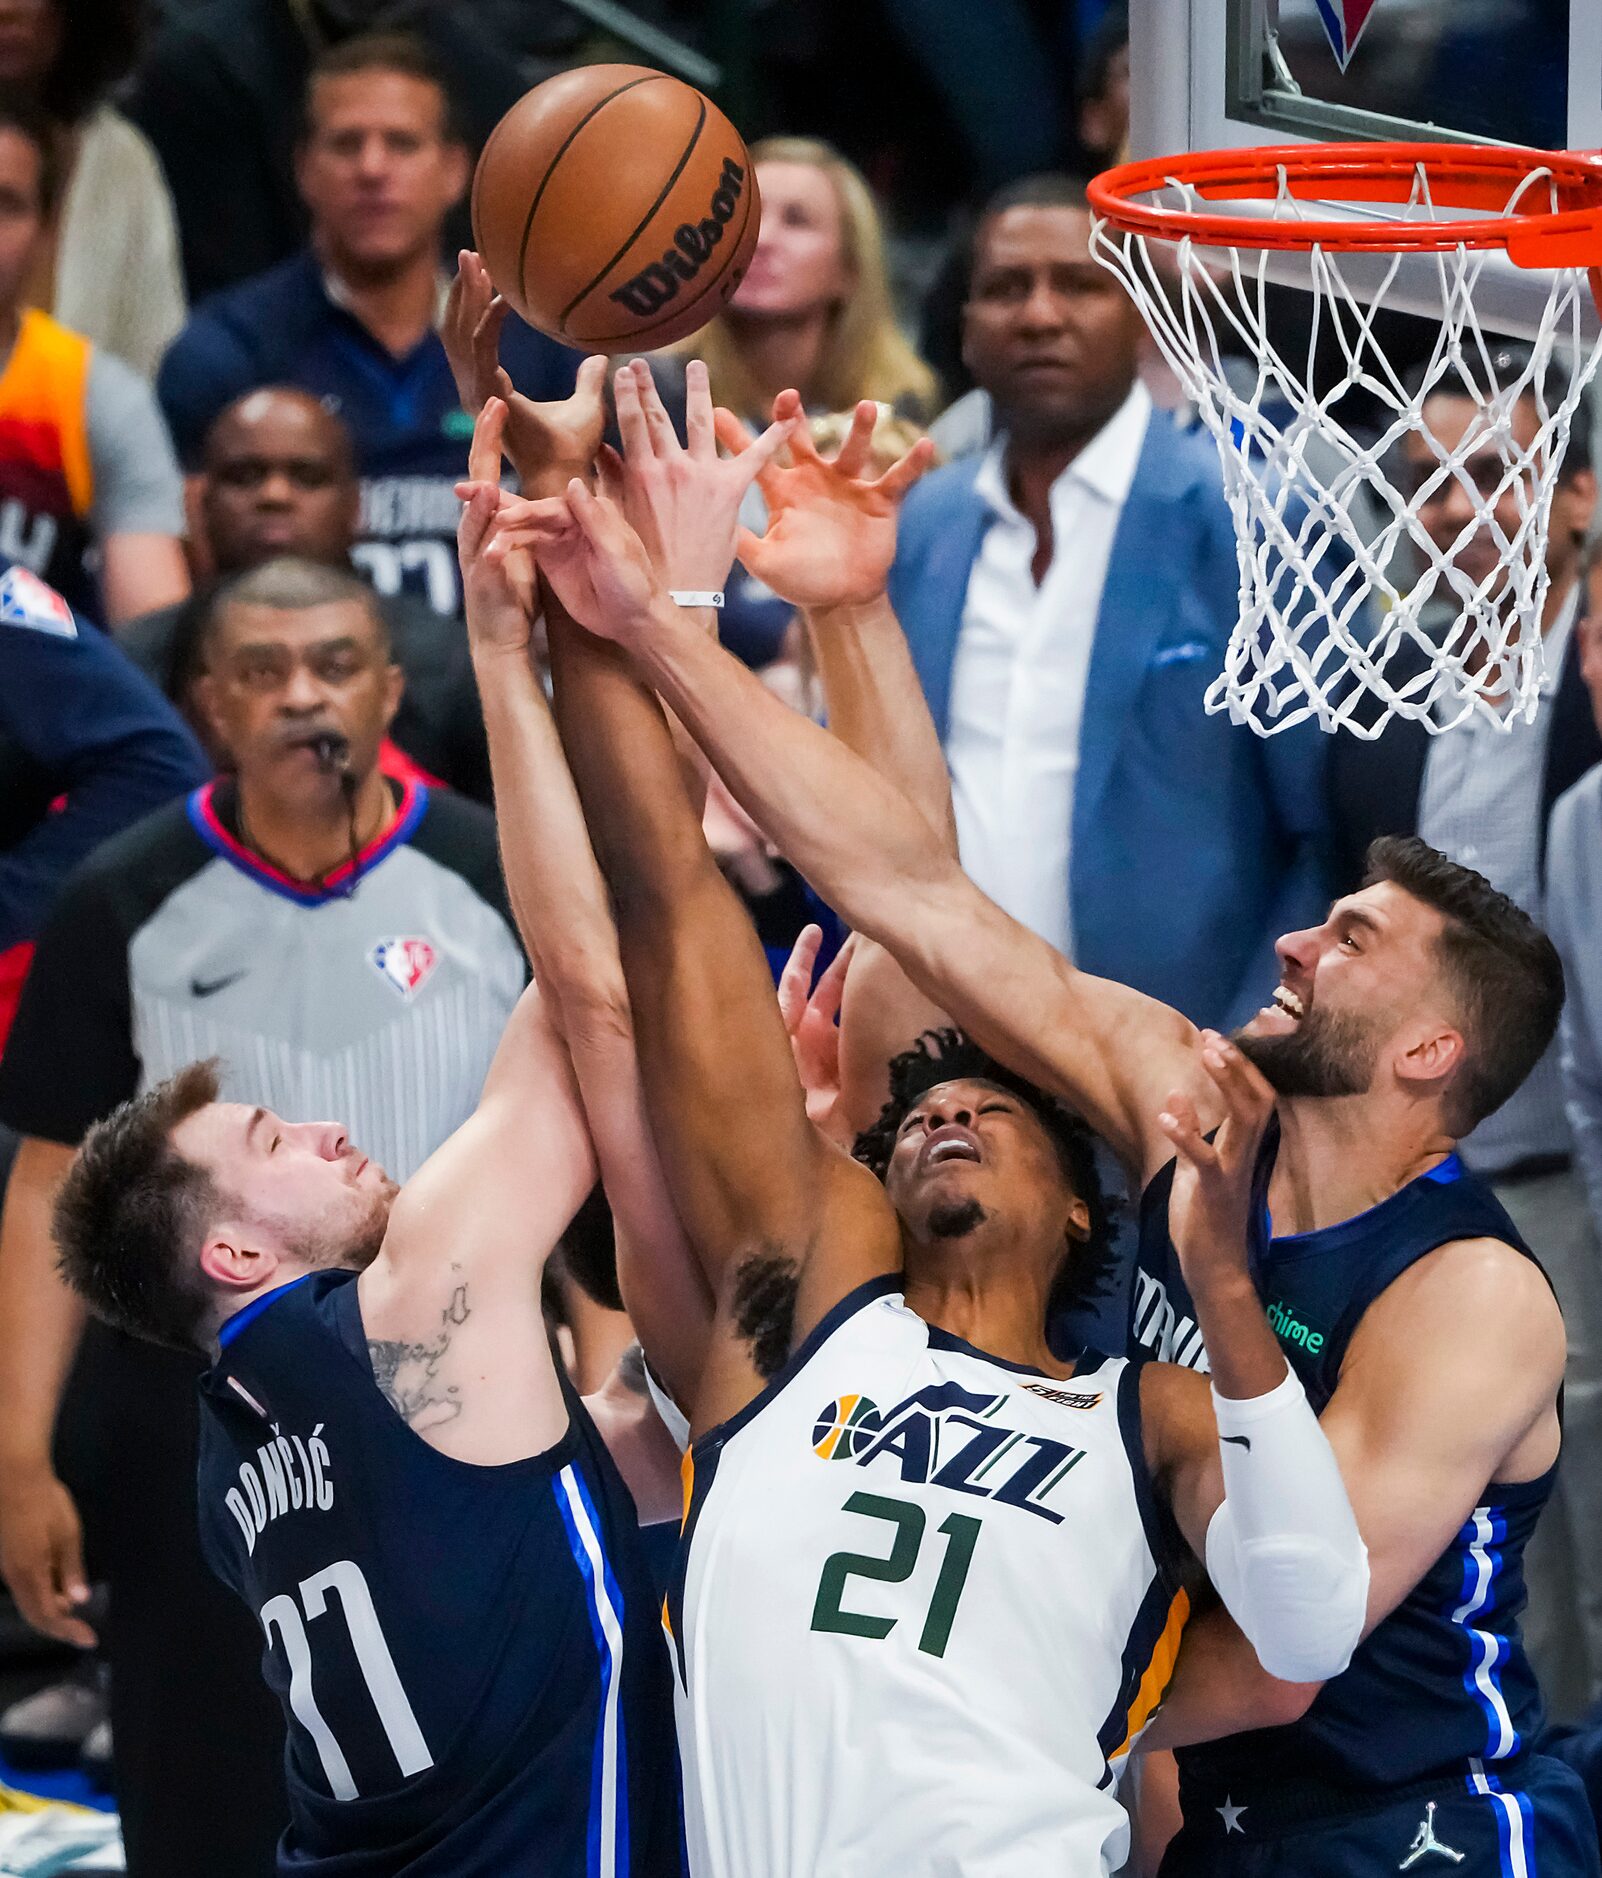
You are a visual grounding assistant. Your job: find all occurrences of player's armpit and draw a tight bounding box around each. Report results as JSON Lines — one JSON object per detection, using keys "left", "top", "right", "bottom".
{"left": 1317, "top": 1236, "right": 1564, "bottom": 1635}
{"left": 359, "top": 985, "right": 598, "bottom": 1465}
{"left": 548, "top": 615, "right": 902, "bottom": 1434}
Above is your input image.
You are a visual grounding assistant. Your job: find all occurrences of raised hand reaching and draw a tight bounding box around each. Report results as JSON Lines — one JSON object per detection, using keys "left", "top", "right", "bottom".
{"left": 443, "top": 252, "right": 608, "bottom": 492}
{"left": 718, "top": 396, "right": 936, "bottom": 610}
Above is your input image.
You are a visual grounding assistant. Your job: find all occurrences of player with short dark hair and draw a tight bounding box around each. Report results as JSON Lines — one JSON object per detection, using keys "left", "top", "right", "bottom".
{"left": 852, "top": 1027, "right": 1120, "bottom": 1321}
{"left": 48, "top": 380, "right": 686, "bottom": 1877}
{"left": 526, "top": 363, "right": 1596, "bottom": 1875}
{"left": 480, "top": 361, "right": 1370, "bottom": 1875}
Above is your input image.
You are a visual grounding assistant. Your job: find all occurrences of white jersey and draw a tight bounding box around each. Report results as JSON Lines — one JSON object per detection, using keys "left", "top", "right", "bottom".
{"left": 666, "top": 1276, "right": 1189, "bottom": 1878}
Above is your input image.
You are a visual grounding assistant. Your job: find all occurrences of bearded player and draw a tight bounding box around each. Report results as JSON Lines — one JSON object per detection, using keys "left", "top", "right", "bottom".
{"left": 475, "top": 359, "right": 1371, "bottom": 1877}
{"left": 542, "top": 366, "right": 1596, "bottom": 1875}
{"left": 45, "top": 380, "right": 692, "bottom": 1877}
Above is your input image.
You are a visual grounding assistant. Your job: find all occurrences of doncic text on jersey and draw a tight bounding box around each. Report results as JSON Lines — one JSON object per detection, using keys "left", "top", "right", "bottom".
{"left": 224, "top": 1417, "right": 335, "bottom": 1556}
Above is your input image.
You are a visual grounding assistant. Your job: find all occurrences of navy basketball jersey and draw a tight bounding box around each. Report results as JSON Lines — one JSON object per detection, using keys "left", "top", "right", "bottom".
{"left": 1131, "top": 1133, "right": 1553, "bottom": 1800}
{"left": 197, "top": 1270, "right": 680, "bottom": 1876}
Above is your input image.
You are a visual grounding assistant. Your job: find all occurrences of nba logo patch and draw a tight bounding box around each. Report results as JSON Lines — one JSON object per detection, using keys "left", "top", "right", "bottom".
{"left": 0, "top": 566, "right": 76, "bottom": 638}
{"left": 369, "top": 937, "right": 438, "bottom": 1002}
{"left": 1313, "top": 0, "right": 1379, "bottom": 69}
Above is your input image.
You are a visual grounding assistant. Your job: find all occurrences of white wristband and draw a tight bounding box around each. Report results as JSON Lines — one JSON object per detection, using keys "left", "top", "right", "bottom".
{"left": 668, "top": 590, "right": 724, "bottom": 609}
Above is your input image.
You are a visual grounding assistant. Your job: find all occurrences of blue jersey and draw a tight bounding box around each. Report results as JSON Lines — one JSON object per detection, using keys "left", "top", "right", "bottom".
{"left": 1132, "top": 1135, "right": 1552, "bottom": 1801}
{"left": 197, "top": 1271, "right": 680, "bottom": 1876}
{"left": 157, "top": 253, "right": 580, "bottom": 616}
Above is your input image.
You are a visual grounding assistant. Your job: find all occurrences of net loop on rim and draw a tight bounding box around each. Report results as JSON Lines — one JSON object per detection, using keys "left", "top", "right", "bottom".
{"left": 1087, "top": 143, "right": 1602, "bottom": 738}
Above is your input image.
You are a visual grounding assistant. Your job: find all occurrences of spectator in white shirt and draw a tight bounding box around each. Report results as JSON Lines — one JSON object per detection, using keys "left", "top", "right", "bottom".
{"left": 887, "top": 172, "right": 1334, "bottom": 1034}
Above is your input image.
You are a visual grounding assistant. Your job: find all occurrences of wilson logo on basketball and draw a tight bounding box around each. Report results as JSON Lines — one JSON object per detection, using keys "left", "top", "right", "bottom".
{"left": 608, "top": 156, "right": 748, "bottom": 319}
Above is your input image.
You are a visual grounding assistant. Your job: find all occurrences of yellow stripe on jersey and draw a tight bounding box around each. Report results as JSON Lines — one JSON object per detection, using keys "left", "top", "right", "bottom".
{"left": 1108, "top": 1586, "right": 1191, "bottom": 1764}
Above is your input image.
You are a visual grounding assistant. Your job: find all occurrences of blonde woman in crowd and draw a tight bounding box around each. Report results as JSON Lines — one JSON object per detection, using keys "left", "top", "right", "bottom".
{"left": 666, "top": 146, "right": 938, "bottom": 668}
{"left": 676, "top": 135, "right": 938, "bottom": 423}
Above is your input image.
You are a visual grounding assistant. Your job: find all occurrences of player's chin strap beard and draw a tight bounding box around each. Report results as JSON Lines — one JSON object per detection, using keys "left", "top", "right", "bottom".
{"left": 927, "top": 1197, "right": 989, "bottom": 1240}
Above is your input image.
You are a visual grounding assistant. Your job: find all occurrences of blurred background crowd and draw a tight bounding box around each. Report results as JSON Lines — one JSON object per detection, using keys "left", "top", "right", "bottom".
{"left": 0, "top": 1, "right": 1599, "bottom": 1872}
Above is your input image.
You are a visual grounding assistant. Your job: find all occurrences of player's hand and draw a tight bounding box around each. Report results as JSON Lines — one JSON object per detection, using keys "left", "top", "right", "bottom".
{"left": 720, "top": 396, "right": 936, "bottom": 609}
{"left": 489, "top": 479, "right": 664, "bottom": 641}
{"left": 443, "top": 253, "right": 607, "bottom": 493}
{"left": 604, "top": 358, "right": 796, "bottom": 592}
{"left": 779, "top": 926, "right": 857, "bottom": 1148}
{"left": 457, "top": 399, "right": 537, "bottom": 652}
{"left": 1160, "top": 1032, "right": 1276, "bottom": 1298}
{"left": 0, "top": 1462, "right": 96, "bottom": 1649}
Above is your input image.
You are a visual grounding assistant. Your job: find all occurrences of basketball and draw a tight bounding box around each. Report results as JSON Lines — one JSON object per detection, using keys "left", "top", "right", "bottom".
{"left": 470, "top": 65, "right": 762, "bottom": 352}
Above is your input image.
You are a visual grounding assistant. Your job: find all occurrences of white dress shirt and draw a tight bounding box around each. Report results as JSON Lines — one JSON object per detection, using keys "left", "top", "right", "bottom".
{"left": 946, "top": 381, "right": 1153, "bottom": 957}
{"left": 1418, "top": 585, "right": 1580, "bottom": 1173}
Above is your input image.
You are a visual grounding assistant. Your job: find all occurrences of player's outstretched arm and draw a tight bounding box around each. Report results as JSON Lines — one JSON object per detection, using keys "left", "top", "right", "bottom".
{"left": 524, "top": 462, "right": 1208, "bottom": 1181}
{"left": 718, "top": 398, "right": 953, "bottom": 1135}
{"left": 454, "top": 392, "right": 713, "bottom": 1413}
{"left": 361, "top": 980, "right": 597, "bottom": 1465}
{"left": 530, "top": 364, "right": 902, "bottom": 1434}
{"left": 1142, "top": 1038, "right": 1369, "bottom": 1688}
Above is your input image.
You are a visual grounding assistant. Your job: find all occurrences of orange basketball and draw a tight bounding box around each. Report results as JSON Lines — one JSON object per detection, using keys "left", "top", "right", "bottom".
{"left": 471, "top": 65, "right": 762, "bottom": 352}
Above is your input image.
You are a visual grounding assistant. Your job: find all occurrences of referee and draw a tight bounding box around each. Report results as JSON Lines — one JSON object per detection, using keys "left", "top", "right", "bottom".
{"left": 0, "top": 556, "right": 525, "bottom": 1877}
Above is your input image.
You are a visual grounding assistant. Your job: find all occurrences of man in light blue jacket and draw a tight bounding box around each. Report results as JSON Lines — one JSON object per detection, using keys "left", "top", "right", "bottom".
{"left": 890, "top": 175, "right": 1333, "bottom": 1030}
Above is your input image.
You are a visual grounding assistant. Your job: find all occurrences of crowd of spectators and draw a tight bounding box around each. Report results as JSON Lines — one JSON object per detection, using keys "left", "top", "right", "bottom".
{"left": 2, "top": 3, "right": 1602, "bottom": 1873}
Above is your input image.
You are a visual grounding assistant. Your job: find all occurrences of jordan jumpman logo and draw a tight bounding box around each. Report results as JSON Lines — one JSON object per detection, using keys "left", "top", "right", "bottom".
{"left": 1400, "top": 1802, "right": 1465, "bottom": 1868}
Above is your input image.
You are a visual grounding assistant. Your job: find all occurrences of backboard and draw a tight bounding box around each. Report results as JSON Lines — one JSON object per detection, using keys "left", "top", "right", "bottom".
{"left": 1130, "top": 0, "right": 1602, "bottom": 335}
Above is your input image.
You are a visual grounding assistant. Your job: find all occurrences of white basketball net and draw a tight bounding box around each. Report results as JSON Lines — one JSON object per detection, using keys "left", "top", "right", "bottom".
{"left": 1090, "top": 160, "right": 1602, "bottom": 737}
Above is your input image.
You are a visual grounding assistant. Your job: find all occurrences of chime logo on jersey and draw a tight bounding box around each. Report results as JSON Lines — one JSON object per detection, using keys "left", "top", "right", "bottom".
{"left": 369, "top": 936, "right": 439, "bottom": 1002}
{"left": 811, "top": 1381, "right": 1086, "bottom": 1523}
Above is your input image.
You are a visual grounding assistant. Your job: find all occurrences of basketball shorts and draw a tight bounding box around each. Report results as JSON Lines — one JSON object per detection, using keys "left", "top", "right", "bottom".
{"left": 1160, "top": 1753, "right": 1600, "bottom": 1878}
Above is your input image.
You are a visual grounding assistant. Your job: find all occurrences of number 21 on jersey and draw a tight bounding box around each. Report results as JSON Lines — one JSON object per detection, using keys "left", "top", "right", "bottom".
{"left": 811, "top": 1493, "right": 982, "bottom": 1658}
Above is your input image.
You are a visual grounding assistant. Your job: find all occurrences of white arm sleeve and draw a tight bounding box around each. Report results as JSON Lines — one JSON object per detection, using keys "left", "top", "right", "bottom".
{"left": 1204, "top": 1364, "right": 1370, "bottom": 1683}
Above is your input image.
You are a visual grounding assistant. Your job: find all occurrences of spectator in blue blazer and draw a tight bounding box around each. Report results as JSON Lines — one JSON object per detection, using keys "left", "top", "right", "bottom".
{"left": 888, "top": 174, "right": 1334, "bottom": 1030}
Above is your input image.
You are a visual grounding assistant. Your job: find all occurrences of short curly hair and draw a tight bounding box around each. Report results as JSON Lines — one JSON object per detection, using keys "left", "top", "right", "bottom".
{"left": 853, "top": 1030, "right": 1118, "bottom": 1319}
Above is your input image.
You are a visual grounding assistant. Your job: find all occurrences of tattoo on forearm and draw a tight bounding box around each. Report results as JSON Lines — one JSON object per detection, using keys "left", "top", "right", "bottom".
{"left": 368, "top": 1283, "right": 471, "bottom": 1431}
